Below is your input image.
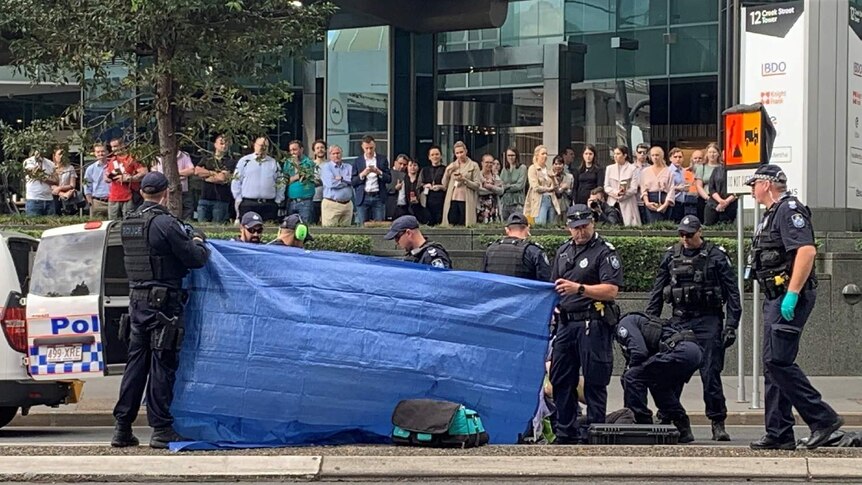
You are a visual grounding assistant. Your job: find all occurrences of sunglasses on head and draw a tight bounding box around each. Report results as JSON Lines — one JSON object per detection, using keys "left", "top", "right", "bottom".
{"left": 245, "top": 226, "right": 264, "bottom": 234}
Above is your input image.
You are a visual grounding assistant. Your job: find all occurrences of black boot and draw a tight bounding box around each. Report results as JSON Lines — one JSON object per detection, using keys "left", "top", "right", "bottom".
{"left": 673, "top": 416, "right": 695, "bottom": 444}
{"left": 149, "top": 426, "right": 186, "bottom": 449}
{"left": 110, "top": 425, "right": 139, "bottom": 448}
{"left": 711, "top": 420, "right": 731, "bottom": 441}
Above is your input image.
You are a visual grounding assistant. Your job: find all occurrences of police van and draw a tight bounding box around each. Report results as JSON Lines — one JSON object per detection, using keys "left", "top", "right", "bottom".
{"left": 0, "top": 221, "right": 130, "bottom": 428}
{"left": 0, "top": 230, "right": 77, "bottom": 429}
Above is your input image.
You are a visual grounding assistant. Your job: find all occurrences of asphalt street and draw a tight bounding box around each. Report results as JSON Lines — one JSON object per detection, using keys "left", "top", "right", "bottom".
{"left": 0, "top": 425, "right": 829, "bottom": 447}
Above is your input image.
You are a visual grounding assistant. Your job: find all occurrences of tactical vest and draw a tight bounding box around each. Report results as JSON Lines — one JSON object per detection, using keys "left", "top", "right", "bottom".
{"left": 665, "top": 242, "right": 722, "bottom": 310}
{"left": 628, "top": 312, "right": 697, "bottom": 356}
{"left": 752, "top": 196, "right": 805, "bottom": 275}
{"left": 121, "top": 206, "right": 190, "bottom": 283}
{"left": 484, "top": 237, "right": 532, "bottom": 279}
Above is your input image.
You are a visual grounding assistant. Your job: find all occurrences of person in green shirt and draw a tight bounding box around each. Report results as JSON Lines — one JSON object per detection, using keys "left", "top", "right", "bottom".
{"left": 283, "top": 139, "right": 316, "bottom": 223}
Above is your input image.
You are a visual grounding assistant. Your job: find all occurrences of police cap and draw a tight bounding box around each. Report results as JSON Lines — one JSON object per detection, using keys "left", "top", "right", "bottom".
{"left": 678, "top": 215, "right": 702, "bottom": 234}
{"left": 240, "top": 211, "right": 264, "bottom": 229}
{"left": 745, "top": 164, "right": 787, "bottom": 186}
{"left": 566, "top": 204, "right": 593, "bottom": 228}
{"left": 505, "top": 212, "right": 529, "bottom": 227}
{"left": 280, "top": 214, "right": 314, "bottom": 241}
{"left": 140, "top": 172, "right": 169, "bottom": 194}
{"left": 384, "top": 215, "right": 420, "bottom": 240}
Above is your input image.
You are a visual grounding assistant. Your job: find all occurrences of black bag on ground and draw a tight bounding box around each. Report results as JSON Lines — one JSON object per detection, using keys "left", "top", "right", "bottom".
{"left": 391, "top": 399, "right": 489, "bottom": 448}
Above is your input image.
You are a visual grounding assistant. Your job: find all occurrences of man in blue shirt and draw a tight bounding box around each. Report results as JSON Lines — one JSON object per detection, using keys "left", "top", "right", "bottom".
{"left": 84, "top": 143, "right": 112, "bottom": 219}
{"left": 320, "top": 145, "right": 354, "bottom": 227}
{"left": 231, "top": 137, "right": 284, "bottom": 222}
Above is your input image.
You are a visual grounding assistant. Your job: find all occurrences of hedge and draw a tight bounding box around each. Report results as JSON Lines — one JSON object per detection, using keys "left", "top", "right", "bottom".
{"left": 478, "top": 234, "right": 745, "bottom": 291}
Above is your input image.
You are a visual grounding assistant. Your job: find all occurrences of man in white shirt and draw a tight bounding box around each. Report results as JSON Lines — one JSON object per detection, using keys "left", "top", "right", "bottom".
{"left": 350, "top": 135, "right": 391, "bottom": 225}
{"left": 22, "top": 151, "right": 58, "bottom": 216}
{"left": 231, "top": 137, "right": 284, "bottom": 222}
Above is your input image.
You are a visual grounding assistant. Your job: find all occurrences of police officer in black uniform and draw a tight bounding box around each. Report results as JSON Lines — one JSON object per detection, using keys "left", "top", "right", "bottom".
{"left": 746, "top": 164, "right": 843, "bottom": 450}
{"left": 482, "top": 212, "right": 550, "bottom": 280}
{"left": 615, "top": 313, "right": 702, "bottom": 443}
{"left": 111, "top": 172, "right": 210, "bottom": 449}
{"left": 550, "top": 204, "right": 623, "bottom": 444}
{"left": 384, "top": 215, "right": 452, "bottom": 268}
{"left": 646, "top": 214, "right": 741, "bottom": 441}
{"left": 269, "top": 214, "right": 314, "bottom": 248}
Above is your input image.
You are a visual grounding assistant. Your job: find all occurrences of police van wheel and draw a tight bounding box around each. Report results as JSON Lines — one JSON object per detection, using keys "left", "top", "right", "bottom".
{"left": 0, "top": 407, "right": 17, "bottom": 429}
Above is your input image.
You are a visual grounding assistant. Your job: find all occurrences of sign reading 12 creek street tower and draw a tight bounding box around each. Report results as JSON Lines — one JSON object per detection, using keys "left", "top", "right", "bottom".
{"left": 740, "top": 1, "right": 805, "bottom": 200}
{"left": 848, "top": 2, "right": 862, "bottom": 210}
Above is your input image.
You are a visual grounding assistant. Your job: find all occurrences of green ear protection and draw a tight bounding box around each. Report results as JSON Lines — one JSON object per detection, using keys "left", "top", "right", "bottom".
{"left": 295, "top": 222, "right": 308, "bottom": 241}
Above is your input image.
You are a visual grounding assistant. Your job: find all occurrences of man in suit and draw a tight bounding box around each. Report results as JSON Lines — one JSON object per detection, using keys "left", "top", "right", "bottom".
{"left": 351, "top": 135, "right": 391, "bottom": 225}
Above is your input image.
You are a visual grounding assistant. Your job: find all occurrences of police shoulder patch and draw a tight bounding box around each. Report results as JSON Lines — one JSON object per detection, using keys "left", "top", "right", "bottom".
{"left": 791, "top": 213, "right": 806, "bottom": 229}
{"left": 431, "top": 259, "right": 446, "bottom": 268}
{"left": 610, "top": 255, "right": 621, "bottom": 270}
{"left": 618, "top": 326, "right": 628, "bottom": 338}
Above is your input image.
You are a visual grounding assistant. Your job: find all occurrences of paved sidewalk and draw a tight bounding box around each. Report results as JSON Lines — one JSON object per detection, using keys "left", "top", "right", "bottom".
{"left": 10, "top": 375, "right": 862, "bottom": 427}
{"left": 0, "top": 454, "right": 860, "bottom": 482}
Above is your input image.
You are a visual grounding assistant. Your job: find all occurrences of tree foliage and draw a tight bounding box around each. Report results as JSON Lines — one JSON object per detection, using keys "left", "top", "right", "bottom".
{"left": 0, "top": 0, "right": 335, "bottom": 214}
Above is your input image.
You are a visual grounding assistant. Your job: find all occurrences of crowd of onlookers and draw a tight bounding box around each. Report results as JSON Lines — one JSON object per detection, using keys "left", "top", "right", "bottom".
{"left": 19, "top": 135, "right": 736, "bottom": 227}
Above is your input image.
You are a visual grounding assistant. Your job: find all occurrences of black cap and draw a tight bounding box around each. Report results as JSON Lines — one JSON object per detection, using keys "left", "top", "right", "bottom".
{"left": 745, "top": 164, "right": 787, "bottom": 186}
{"left": 140, "top": 172, "right": 169, "bottom": 194}
{"left": 566, "top": 204, "right": 593, "bottom": 228}
{"left": 384, "top": 215, "right": 420, "bottom": 240}
{"left": 280, "top": 214, "right": 313, "bottom": 241}
{"left": 678, "top": 215, "right": 702, "bottom": 234}
{"left": 240, "top": 211, "right": 264, "bottom": 228}
{"left": 505, "top": 212, "right": 529, "bottom": 227}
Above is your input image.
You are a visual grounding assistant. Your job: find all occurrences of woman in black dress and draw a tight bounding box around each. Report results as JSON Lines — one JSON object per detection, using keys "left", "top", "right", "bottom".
{"left": 420, "top": 145, "right": 447, "bottom": 225}
{"left": 572, "top": 144, "right": 604, "bottom": 205}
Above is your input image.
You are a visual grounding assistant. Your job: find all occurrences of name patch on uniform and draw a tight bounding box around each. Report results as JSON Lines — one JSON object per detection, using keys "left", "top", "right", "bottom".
{"left": 791, "top": 213, "right": 806, "bottom": 228}
{"left": 618, "top": 326, "right": 628, "bottom": 338}
{"left": 610, "top": 255, "right": 621, "bottom": 269}
{"left": 579, "top": 258, "right": 589, "bottom": 268}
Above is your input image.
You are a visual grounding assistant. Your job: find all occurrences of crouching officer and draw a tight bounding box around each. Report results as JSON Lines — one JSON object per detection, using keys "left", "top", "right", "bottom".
{"left": 112, "top": 172, "right": 210, "bottom": 449}
{"left": 384, "top": 215, "right": 452, "bottom": 268}
{"left": 746, "top": 164, "right": 843, "bottom": 450}
{"left": 269, "top": 214, "right": 313, "bottom": 248}
{"left": 482, "top": 212, "right": 550, "bottom": 281}
{"left": 550, "top": 204, "right": 623, "bottom": 444}
{"left": 646, "top": 215, "right": 740, "bottom": 441}
{"left": 615, "top": 313, "right": 703, "bottom": 443}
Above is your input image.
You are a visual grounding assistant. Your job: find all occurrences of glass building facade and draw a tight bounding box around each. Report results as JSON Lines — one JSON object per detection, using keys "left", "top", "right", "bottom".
{"left": 435, "top": 0, "right": 721, "bottom": 165}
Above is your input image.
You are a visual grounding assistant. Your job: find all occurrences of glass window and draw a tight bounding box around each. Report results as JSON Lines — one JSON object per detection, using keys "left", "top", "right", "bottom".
{"left": 669, "top": 0, "right": 718, "bottom": 24}
{"left": 30, "top": 231, "right": 105, "bottom": 298}
{"left": 614, "top": 28, "right": 667, "bottom": 78}
{"left": 326, "top": 27, "right": 390, "bottom": 160}
{"left": 501, "top": 0, "right": 564, "bottom": 45}
{"left": 669, "top": 25, "right": 719, "bottom": 75}
{"left": 565, "top": 0, "right": 614, "bottom": 34}
{"left": 617, "top": 0, "right": 668, "bottom": 30}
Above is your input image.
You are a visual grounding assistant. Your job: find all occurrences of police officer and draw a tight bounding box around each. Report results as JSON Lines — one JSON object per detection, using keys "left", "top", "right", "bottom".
{"left": 269, "top": 214, "right": 313, "bottom": 248}
{"left": 746, "top": 164, "right": 843, "bottom": 450}
{"left": 112, "top": 172, "right": 209, "bottom": 449}
{"left": 384, "top": 215, "right": 452, "bottom": 268}
{"left": 615, "top": 313, "right": 702, "bottom": 443}
{"left": 550, "top": 204, "right": 623, "bottom": 444}
{"left": 646, "top": 214, "right": 740, "bottom": 441}
{"left": 234, "top": 211, "right": 264, "bottom": 243}
{"left": 482, "top": 212, "right": 550, "bottom": 280}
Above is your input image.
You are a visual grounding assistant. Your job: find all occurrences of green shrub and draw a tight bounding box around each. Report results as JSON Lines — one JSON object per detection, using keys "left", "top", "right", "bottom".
{"left": 478, "top": 233, "right": 744, "bottom": 291}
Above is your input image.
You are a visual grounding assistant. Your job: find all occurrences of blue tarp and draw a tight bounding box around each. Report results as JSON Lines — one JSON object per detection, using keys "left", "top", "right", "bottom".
{"left": 170, "top": 240, "right": 557, "bottom": 449}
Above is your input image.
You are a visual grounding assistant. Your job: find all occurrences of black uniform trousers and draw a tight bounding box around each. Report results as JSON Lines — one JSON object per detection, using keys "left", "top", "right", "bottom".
{"left": 550, "top": 317, "right": 613, "bottom": 442}
{"left": 112, "top": 296, "right": 181, "bottom": 430}
{"left": 763, "top": 286, "right": 839, "bottom": 441}
{"left": 681, "top": 314, "right": 727, "bottom": 422}
{"left": 623, "top": 341, "right": 703, "bottom": 423}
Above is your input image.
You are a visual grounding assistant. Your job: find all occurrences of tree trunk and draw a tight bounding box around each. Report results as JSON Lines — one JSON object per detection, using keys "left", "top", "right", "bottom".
{"left": 155, "top": 47, "right": 181, "bottom": 217}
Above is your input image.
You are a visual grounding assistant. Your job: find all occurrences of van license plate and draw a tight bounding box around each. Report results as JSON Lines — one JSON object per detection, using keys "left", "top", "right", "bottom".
{"left": 46, "top": 345, "right": 83, "bottom": 363}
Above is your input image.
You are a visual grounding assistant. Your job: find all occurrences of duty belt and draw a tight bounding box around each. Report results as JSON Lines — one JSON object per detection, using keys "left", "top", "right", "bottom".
{"left": 129, "top": 287, "right": 187, "bottom": 302}
{"left": 672, "top": 308, "right": 721, "bottom": 319}
{"left": 564, "top": 310, "right": 602, "bottom": 322}
{"left": 662, "top": 330, "right": 697, "bottom": 349}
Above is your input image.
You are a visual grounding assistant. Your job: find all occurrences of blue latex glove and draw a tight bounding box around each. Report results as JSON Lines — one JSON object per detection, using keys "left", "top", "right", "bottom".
{"left": 781, "top": 291, "right": 799, "bottom": 321}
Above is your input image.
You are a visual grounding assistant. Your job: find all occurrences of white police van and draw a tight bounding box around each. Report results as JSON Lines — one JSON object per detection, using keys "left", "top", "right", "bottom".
{"left": 0, "top": 230, "right": 80, "bottom": 429}
{"left": 0, "top": 221, "right": 130, "bottom": 428}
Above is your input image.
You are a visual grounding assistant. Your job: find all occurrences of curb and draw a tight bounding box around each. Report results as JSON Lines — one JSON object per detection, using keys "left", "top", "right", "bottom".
{"left": 0, "top": 455, "right": 860, "bottom": 482}
{"left": 10, "top": 411, "right": 862, "bottom": 428}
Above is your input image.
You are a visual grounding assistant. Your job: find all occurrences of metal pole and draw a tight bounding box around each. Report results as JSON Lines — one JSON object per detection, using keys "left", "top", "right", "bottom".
{"left": 751, "top": 201, "right": 762, "bottom": 409}
{"left": 736, "top": 195, "right": 746, "bottom": 402}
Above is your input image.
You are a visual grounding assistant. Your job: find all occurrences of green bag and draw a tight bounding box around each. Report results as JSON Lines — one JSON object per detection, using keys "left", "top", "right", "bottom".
{"left": 391, "top": 399, "right": 489, "bottom": 448}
